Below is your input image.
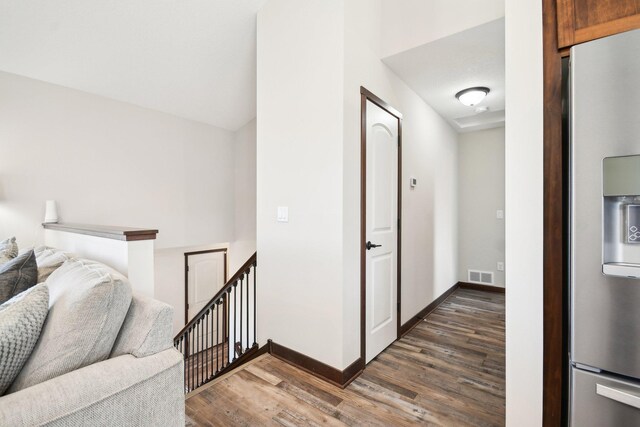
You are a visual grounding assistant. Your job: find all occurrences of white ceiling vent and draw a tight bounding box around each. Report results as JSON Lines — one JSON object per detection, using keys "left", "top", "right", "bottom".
{"left": 468, "top": 269, "right": 494, "bottom": 285}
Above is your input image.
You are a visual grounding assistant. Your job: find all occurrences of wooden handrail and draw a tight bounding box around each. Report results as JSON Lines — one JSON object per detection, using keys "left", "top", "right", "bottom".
{"left": 174, "top": 252, "right": 256, "bottom": 340}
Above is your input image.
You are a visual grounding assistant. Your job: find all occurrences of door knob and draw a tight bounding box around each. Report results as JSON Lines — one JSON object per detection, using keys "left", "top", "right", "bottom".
{"left": 366, "top": 241, "right": 382, "bottom": 250}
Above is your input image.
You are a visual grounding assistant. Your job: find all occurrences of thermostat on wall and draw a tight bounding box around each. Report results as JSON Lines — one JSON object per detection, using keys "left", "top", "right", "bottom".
{"left": 410, "top": 177, "right": 417, "bottom": 188}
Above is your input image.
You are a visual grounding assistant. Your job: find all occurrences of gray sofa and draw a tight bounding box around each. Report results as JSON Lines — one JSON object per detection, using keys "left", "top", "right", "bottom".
{"left": 0, "top": 248, "right": 185, "bottom": 426}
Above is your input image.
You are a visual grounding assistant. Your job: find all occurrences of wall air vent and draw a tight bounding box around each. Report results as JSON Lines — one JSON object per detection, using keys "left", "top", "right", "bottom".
{"left": 467, "top": 269, "right": 494, "bottom": 285}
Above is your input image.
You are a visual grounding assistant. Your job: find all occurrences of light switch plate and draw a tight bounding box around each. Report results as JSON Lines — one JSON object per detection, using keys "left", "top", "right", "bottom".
{"left": 497, "top": 262, "right": 504, "bottom": 271}
{"left": 277, "top": 206, "right": 288, "bottom": 222}
{"left": 496, "top": 209, "right": 504, "bottom": 219}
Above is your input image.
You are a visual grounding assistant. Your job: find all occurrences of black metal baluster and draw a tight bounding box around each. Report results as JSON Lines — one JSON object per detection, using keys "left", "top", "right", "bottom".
{"left": 181, "top": 336, "right": 186, "bottom": 392}
{"left": 246, "top": 269, "right": 250, "bottom": 351}
{"left": 224, "top": 291, "right": 229, "bottom": 368}
{"left": 239, "top": 274, "right": 243, "bottom": 356}
{"left": 205, "top": 310, "right": 209, "bottom": 381}
{"left": 210, "top": 304, "right": 214, "bottom": 379}
{"left": 216, "top": 300, "right": 223, "bottom": 372}
{"left": 185, "top": 334, "right": 188, "bottom": 392}
{"left": 191, "top": 326, "right": 194, "bottom": 391}
{"left": 253, "top": 262, "right": 257, "bottom": 346}
{"left": 196, "top": 321, "right": 199, "bottom": 388}
{"left": 185, "top": 329, "right": 190, "bottom": 359}
{"left": 180, "top": 333, "right": 187, "bottom": 389}
{"left": 207, "top": 310, "right": 218, "bottom": 379}
{"left": 216, "top": 298, "right": 225, "bottom": 371}
{"left": 201, "top": 319, "right": 204, "bottom": 385}
{"left": 201, "top": 320, "right": 204, "bottom": 385}
{"left": 212, "top": 308, "right": 215, "bottom": 380}
{"left": 215, "top": 304, "right": 217, "bottom": 377}
{"left": 216, "top": 299, "right": 220, "bottom": 373}
{"left": 212, "top": 308, "right": 216, "bottom": 379}
{"left": 216, "top": 303, "right": 218, "bottom": 372}
{"left": 201, "top": 319, "right": 204, "bottom": 386}
{"left": 187, "top": 333, "right": 189, "bottom": 392}
{"left": 221, "top": 300, "right": 224, "bottom": 369}
{"left": 233, "top": 282, "right": 237, "bottom": 362}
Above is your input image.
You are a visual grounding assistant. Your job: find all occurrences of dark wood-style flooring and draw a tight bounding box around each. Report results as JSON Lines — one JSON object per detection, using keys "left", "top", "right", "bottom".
{"left": 185, "top": 288, "right": 505, "bottom": 426}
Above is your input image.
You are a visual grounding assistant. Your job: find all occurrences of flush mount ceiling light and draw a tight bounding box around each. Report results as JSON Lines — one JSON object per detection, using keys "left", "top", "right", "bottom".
{"left": 455, "top": 87, "right": 490, "bottom": 107}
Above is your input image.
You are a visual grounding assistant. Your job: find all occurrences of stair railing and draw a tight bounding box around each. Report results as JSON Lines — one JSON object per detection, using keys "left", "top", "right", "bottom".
{"left": 174, "top": 252, "right": 257, "bottom": 393}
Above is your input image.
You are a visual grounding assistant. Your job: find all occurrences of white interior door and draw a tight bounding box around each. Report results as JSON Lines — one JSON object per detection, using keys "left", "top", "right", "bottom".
{"left": 365, "top": 99, "right": 399, "bottom": 363}
{"left": 188, "top": 252, "right": 226, "bottom": 320}
{"left": 188, "top": 251, "right": 226, "bottom": 324}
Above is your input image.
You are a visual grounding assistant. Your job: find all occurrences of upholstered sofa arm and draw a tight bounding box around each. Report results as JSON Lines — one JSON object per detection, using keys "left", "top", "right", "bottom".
{"left": 110, "top": 294, "right": 174, "bottom": 358}
{"left": 0, "top": 349, "right": 184, "bottom": 426}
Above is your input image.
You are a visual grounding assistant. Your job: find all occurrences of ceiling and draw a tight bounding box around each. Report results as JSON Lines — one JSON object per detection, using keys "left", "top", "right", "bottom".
{"left": 383, "top": 18, "right": 505, "bottom": 133}
{"left": 0, "top": 0, "right": 268, "bottom": 131}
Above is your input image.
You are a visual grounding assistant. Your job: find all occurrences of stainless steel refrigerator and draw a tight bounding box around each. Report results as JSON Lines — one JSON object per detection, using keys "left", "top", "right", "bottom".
{"left": 570, "top": 29, "right": 640, "bottom": 425}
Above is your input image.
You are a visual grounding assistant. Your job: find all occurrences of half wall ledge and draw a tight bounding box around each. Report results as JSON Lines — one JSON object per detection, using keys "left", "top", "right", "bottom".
{"left": 42, "top": 223, "right": 158, "bottom": 241}
{"left": 42, "top": 222, "right": 158, "bottom": 297}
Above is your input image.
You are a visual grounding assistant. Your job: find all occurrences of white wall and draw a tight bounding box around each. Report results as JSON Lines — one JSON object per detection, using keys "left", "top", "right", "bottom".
{"left": 257, "top": 0, "right": 346, "bottom": 369}
{"left": 505, "top": 0, "right": 544, "bottom": 424}
{"left": 229, "top": 118, "right": 257, "bottom": 274}
{"left": 156, "top": 120, "right": 256, "bottom": 334}
{"left": 380, "top": 0, "right": 505, "bottom": 57}
{"left": 0, "top": 71, "right": 235, "bottom": 250}
{"left": 458, "top": 127, "right": 505, "bottom": 287}
{"left": 342, "top": 0, "right": 459, "bottom": 367}
{"left": 0, "top": 71, "right": 259, "bottom": 334}
{"left": 258, "top": 0, "right": 459, "bottom": 371}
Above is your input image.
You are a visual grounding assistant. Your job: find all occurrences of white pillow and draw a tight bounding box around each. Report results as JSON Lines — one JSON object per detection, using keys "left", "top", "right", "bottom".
{"left": 33, "top": 246, "right": 73, "bottom": 283}
{"left": 8, "top": 259, "right": 132, "bottom": 392}
{"left": 0, "top": 284, "right": 49, "bottom": 395}
{"left": 0, "top": 237, "right": 18, "bottom": 265}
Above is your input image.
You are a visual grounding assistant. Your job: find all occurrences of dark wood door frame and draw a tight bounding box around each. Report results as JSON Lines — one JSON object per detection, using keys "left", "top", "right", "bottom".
{"left": 184, "top": 248, "right": 228, "bottom": 325}
{"left": 543, "top": 0, "right": 568, "bottom": 424}
{"left": 360, "top": 86, "right": 403, "bottom": 368}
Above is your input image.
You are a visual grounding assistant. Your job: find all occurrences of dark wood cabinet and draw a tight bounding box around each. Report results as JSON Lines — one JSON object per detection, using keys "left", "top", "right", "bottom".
{"left": 557, "top": 0, "right": 640, "bottom": 48}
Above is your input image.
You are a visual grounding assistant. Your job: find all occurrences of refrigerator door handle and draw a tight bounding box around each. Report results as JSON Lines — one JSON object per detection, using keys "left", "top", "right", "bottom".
{"left": 596, "top": 384, "right": 640, "bottom": 410}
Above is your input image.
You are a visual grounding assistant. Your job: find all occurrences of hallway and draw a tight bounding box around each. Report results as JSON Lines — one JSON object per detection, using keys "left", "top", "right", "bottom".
{"left": 185, "top": 288, "right": 505, "bottom": 426}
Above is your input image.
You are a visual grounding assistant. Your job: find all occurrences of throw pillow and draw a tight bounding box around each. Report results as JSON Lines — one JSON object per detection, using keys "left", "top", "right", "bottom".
{"left": 8, "top": 258, "right": 132, "bottom": 393}
{"left": 0, "top": 250, "right": 38, "bottom": 305}
{"left": 0, "top": 237, "right": 18, "bottom": 265}
{"left": 0, "top": 284, "right": 49, "bottom": 395}
{"left": 33, "top": 246, "right": 72, "bottom": 283}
